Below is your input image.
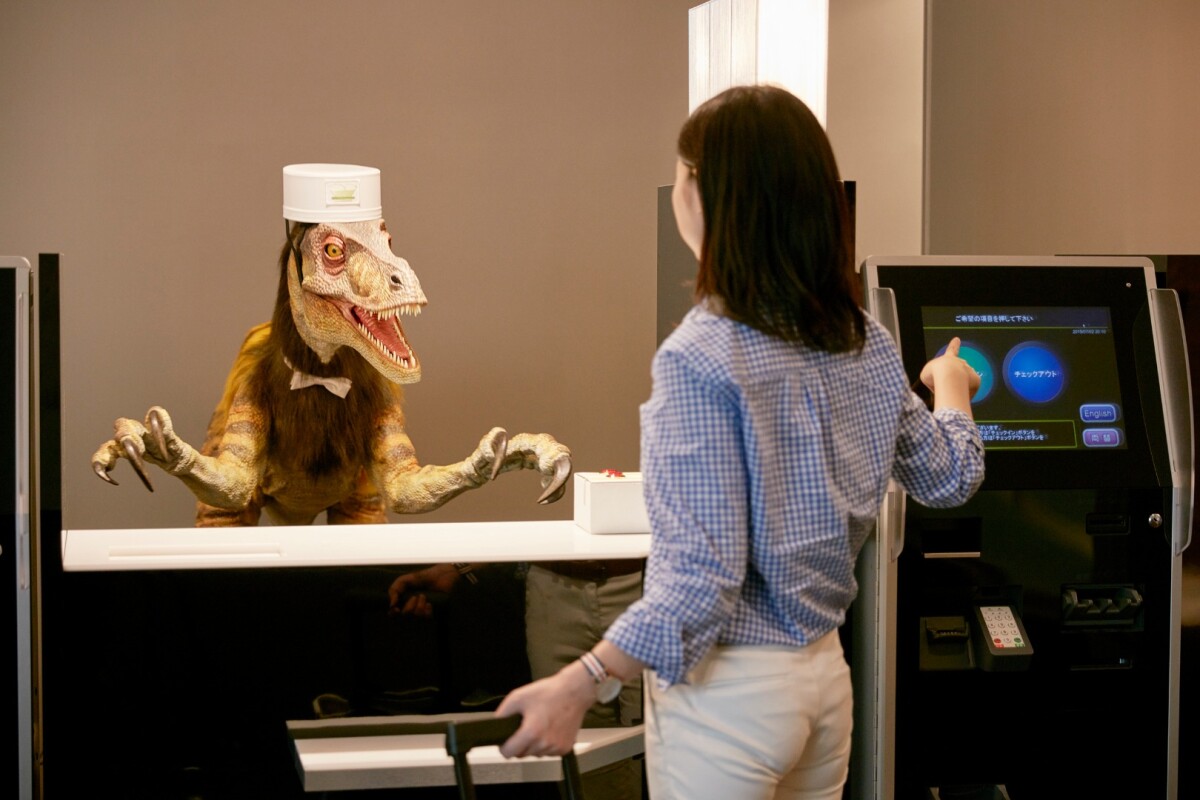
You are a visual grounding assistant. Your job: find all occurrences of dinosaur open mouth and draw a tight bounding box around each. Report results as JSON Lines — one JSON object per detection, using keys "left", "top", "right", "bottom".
{"left": 346, "top": 304, "right": 420, "bottom": 369}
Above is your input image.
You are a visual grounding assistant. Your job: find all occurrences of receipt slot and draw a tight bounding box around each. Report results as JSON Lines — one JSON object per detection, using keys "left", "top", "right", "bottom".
{"left": 852, "top": 256, "right": 1192, "bottom": 799}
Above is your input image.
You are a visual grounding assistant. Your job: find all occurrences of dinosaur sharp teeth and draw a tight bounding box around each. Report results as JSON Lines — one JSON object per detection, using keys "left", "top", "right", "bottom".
{"left": 357, "top": 319, "right": 413, "bottom": 367}
{"left": 358, "top": 322, "right": 388, "bottom": 356}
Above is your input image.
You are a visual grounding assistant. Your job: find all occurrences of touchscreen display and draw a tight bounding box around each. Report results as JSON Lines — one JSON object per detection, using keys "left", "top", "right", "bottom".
{"left": 921, "top": 306, "right": 1126, "bottom": 450}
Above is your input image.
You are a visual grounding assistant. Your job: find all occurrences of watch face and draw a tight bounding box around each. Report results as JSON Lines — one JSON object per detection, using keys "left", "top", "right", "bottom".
{"left": 596, "top": 676, "right": 622, "bottom": 704}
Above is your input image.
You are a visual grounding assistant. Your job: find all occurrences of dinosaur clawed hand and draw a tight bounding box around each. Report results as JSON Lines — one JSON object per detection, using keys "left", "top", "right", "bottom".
{"left": 540, "top": 453, "right": 571, "bottom": 503}
{"left": 91, "top": 407, "right": 174, "bottom": 492}
{"left": 488, "top": 429, "right": 508, "bottom": 481}
{"left": 478, "top": 428, "right": 573, "bottom": 504}
{"left": 537, "top": 455, "right": 572, "bottom": 504}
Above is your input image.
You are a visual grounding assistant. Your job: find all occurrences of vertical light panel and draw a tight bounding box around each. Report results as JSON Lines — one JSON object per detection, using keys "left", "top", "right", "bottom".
{"left": 689, "top": 0, "right": 829, "bottom": 127}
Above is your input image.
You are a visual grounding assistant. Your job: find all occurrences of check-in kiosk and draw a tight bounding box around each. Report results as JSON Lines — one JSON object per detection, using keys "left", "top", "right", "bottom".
{"left": 855, "top": 256, "right": 1192, "bottom": 799}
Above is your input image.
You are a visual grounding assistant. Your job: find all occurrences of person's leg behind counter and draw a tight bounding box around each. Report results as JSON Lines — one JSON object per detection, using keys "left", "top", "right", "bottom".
{"left": 525, "top": 560, "right": 646, "bottom": 799}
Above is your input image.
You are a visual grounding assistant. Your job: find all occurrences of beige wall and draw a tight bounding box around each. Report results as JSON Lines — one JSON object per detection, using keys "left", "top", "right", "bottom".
{"left": 0, "top": 0, "right": 698, "bottom": 529}
{"left": 831, "top": 0, "right": 1200, "bottom": 259}
{"left": 830, "top": 0, "right": 926, "bottom": 265}
{"left": 6, "top": 1, "right": 1197, "bottom": 531}
{"left": 926, "top": 0, "right": 1200, "bottom": 255}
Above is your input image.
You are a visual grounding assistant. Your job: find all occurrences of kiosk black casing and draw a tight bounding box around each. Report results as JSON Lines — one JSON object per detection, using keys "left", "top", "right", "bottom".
{"left": 853, "top": 256, "right": 1192, "bottom": 799}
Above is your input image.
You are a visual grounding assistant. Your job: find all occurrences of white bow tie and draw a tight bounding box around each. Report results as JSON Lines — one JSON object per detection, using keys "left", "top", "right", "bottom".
{"left": 283, "top": 357, "right": 352, "bottom": 398}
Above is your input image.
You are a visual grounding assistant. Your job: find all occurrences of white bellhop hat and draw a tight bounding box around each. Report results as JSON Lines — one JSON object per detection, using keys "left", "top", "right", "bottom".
{"left": 283, "top": 163, "right": 383, "bottom": 223}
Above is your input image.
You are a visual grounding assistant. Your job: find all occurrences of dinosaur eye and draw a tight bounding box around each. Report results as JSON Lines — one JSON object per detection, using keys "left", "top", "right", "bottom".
{"left": 320, "top": 235, "right": 346, "bottom": 275}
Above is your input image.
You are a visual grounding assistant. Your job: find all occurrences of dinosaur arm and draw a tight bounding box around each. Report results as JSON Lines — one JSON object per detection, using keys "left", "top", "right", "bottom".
{"left": 371, "top": 405, "right": 572, "bottom": 513}
{"left": 91, "top": 401, "right": 266, "bottom": 510}
{"left": 370, "top": 410, "right": 493, "bottom": 514}
{"left": 170, "top": 396, "right": 267, "bottom": 509}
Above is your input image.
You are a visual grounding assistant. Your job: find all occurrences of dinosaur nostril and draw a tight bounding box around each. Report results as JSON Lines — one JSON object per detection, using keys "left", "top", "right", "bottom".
{"left": 389, "top": 274, "right": 403, "bottom": 288}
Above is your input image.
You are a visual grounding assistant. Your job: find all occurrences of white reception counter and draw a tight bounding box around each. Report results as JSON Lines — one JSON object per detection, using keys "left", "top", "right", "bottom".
{"left": 61, "top": 519, "right": 653, "bottom": 790}
{"left": 60, "top": 519, "right": 651, "bottom": 571}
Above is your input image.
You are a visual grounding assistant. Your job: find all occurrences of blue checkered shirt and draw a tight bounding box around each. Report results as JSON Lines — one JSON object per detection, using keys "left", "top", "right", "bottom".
{"left": 605, "top": 304, "right": 984, "bottom": 686}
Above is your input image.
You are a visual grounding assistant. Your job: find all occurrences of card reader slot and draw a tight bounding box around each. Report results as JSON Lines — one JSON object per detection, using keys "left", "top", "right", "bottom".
{"left": 925, "top": 617, "right": 970, "bottom": 643}
{"left": 918, "top": 518, "right": 982, "bottom": 559}
{"left": 919, "top": 616, "right": 974, "bottom": 671}
{"left": 1085, "top": 512, "right": 1130, "bottom": 535}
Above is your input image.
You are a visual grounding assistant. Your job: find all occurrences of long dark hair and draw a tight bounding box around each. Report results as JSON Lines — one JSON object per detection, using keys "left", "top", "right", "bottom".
{"left": 219, "top": 222, "right": 403, "bottom": 479}
{"left": 679, "top": 85, "right": 863, "bottom": 352}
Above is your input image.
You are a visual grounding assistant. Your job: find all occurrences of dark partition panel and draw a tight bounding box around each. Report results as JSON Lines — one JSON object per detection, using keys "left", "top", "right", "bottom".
{"left": 3, "top": 257, "right": 33, "bottom": 800}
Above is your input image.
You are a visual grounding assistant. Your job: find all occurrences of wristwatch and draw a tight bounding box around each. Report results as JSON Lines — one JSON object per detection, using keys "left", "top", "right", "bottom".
{"left": 579, "top": 651, "right": 622, "bottom": 703}
{"left": 452, "top": 562, "right": 479, "bottom": 585}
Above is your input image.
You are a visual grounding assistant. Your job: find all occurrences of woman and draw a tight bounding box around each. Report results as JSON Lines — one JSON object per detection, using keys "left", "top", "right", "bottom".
{"left": 496, "top": 85, "right": 984, "bottom": 799}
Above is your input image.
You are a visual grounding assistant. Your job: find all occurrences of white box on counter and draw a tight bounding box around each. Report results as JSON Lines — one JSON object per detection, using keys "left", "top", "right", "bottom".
{"left": 573, "top": 471, "right": 651, "bottom": 534}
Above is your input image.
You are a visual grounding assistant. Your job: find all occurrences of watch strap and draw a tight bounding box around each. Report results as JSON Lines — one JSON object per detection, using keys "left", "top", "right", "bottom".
{"left": 579, "top": 651, "right": 609, "bottom": 682}
{"left": 452, "top": 562, "right": 479, "bottom": 585}
{"left": 579, "top": 651, "right": 622, "bottom": 703}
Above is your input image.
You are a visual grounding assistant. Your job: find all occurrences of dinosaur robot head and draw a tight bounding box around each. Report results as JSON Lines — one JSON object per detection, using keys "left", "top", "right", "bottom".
{"left": 283, "top": 164, "right": 427, "bottom": 384}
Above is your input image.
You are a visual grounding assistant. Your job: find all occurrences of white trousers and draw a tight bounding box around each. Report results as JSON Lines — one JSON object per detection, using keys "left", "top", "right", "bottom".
{"left": 645, "top": 630, "right": 852, "bottom": 800}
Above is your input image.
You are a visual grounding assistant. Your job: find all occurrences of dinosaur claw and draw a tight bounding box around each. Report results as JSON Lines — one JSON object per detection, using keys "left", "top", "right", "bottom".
{"left": 93, "top": 462, "right": 118, "bottom": 486}
{"left": 148, "top": 409, "right": 167, "bottom": 458}
{"left": 537, "top": 455, "right": 572, "bottom": 505}
{"left": 490, "top": 430, "right": 508, "bottom": 481}
{"left": 122, "top": 438, "right": 155, "bottom": 492}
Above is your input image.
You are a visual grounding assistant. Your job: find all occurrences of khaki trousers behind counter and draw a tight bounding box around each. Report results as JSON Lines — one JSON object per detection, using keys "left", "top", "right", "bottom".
{"left": 525, "top": 562, "right": 645, "bottom": 799}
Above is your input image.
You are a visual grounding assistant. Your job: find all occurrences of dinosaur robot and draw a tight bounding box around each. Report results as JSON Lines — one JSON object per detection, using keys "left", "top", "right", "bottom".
{"left": 91, "top": 163, "right": 571, "bottom": 526}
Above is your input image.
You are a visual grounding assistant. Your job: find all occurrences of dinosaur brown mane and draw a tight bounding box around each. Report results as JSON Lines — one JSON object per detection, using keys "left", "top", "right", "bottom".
{"left": 236, "top": 234, "right": 403, "bottom": 479}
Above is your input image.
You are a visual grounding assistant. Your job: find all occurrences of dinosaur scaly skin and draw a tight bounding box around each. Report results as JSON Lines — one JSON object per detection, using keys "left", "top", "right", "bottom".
{"left": 90, "top": 219, "right": 571, "bottom": 526}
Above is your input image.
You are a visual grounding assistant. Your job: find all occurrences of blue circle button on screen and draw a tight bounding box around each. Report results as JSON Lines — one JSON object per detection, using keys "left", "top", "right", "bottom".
{"left": 935, "top": 342, "right": 993, "bottom": 403}
{"left": 1003, "top": 343, "right": 1065, "bottom": 403}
